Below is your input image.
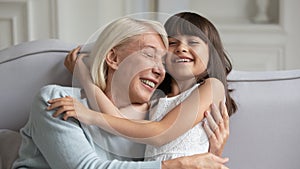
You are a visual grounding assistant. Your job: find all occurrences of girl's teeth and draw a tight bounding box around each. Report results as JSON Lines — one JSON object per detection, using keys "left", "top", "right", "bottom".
{"left": 176, "top": 59, "right": 192, "bottom": 63}
{"left": 141, "top": 79, "right": 155, "bottom": 88}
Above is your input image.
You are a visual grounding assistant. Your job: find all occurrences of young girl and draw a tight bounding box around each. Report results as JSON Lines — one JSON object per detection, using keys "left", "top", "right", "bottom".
{"left": 48, "top": 12, "right": 237, "bottom": 161}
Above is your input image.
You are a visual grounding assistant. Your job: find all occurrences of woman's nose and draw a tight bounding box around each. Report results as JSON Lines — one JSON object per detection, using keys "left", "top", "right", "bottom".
{"left": 152, "top": 61, "right": 165, "bottom": 77}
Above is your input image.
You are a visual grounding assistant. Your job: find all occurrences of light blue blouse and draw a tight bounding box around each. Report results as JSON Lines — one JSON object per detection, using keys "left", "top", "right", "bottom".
{"left": 12, "top": 85, "right": 160, "bottom": 169}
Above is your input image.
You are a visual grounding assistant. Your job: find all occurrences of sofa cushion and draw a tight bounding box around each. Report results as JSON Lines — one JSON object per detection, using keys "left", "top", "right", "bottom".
{"left": 224, "top": 70, "right": 300, "bottom": 169}
{"left": 0, "top": 129, "right": 21, "bottom": 169}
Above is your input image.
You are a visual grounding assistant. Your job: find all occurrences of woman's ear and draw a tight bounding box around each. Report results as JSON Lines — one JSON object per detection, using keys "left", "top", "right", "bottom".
{"left": 106, "top": 49, "right": 119, "bottom": 70}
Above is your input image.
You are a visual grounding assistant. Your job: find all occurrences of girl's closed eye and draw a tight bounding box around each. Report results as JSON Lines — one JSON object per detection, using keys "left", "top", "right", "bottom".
{"left": 168, "top": 38, "right": 178, "bottom": 46}
{"left": 188, "top": 40, "right": 200, "bottom": 45}
{"left": 169, "top": 42, "right": 177, "bottom": 47}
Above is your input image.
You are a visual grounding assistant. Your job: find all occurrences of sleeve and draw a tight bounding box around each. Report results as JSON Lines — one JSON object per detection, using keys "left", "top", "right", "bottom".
{"left": 29, "top": 85, "right": 161, "bottom": 169}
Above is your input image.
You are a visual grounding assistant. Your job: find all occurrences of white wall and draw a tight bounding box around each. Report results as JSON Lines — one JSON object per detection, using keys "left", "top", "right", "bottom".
{"left": 282, "top": 0, "right": 300, "bottom": 70}
{"left": 0, "top": 0, "right": 299, "bottom": 71}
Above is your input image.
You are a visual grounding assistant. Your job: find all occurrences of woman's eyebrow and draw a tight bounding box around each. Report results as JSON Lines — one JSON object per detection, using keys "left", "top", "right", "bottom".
{"left": 143, "top": 45, "right": 156, "bottom": 49}
{"left": 143, "top": 45, "right": 167, "bottom": 56}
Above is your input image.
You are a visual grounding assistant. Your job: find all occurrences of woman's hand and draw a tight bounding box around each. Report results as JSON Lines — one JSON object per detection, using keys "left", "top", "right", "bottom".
{"left": 203, "top": 101, "right": 230, "bottom": 156}
{"left": 47, "top": 96, "right": 98, "bottom": 125}
{"left": 162, "top": 152, "right": 229, "bottom": 169}
{"left": 64, "top": 46, "right": 81, "bottom": 73}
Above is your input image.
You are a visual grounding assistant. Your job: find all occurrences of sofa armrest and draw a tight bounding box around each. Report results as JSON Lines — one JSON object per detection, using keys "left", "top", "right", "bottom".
{"left": 0, "top": 39, "right": 77, "bottom": 131}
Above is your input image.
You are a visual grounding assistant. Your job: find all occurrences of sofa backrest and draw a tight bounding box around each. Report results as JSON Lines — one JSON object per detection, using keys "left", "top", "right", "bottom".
{"left": 1, "top": 39, "right": 300, "bottom": 168}
{"left": 224, "top": 70, "right": 300, "bottom": 169}
{"left": 0, "top": 39, "right": 77, "bottom": 131}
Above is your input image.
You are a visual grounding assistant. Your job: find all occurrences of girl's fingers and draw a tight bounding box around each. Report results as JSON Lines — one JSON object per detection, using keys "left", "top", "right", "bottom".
{"left": 64, "top": 46, "right": 81, "bottom": 72}
{"left": 46, "top": 96, "right": 79, "bottom": 121}
{"left": 71, "top": 46, "right": 81, "bottom": 60}
{"left": 47, "top": 100, "right": 73, "bottom": 110}
{"left": 63, "top": 111, "right": 77, "bottom": 121}
{"left": 52, "top": 106, "right": 74, "bottom": 117}
{"left": 48, "top": 96, "right": 72, "bottom": 104}
{"left": 47, "top": 96, "right": 74, "bottom": 111}
{"left": 77, "top": 53, "right": 88, "bottom": 60}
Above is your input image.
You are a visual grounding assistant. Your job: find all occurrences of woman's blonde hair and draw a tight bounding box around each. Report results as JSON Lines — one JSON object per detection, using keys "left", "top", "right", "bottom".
{"left": 89, "top": 17, "right": 168, "bottom": 91}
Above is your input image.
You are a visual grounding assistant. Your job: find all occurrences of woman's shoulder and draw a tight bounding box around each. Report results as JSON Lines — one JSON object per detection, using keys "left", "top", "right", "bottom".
{"left": 38, "top": 85, "right": 81, "bottom": 101}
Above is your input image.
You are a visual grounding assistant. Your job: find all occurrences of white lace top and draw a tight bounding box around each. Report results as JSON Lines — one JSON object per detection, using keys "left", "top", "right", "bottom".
{"left": 144, "top": 84, "right": 209, "bottom": 161}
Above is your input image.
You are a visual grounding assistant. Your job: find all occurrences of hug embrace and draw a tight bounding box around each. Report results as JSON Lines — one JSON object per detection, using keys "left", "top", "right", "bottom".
{"left": 13, "top": 12, "right": 236, "bottom": 169}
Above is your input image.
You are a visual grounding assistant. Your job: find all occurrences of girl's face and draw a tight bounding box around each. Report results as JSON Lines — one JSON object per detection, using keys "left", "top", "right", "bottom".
{"left": 166, "top": 35, "right": 209, "bottom": 81}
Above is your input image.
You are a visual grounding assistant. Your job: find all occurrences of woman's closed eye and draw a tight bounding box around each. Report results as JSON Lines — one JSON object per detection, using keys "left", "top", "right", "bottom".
{"left": 142, "top": 48, "right": 156, "bottom": 58}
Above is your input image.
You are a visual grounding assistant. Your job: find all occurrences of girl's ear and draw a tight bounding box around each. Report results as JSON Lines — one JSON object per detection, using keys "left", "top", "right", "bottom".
{"left": 106, "top": 49, "right": 119, "bottom": 70}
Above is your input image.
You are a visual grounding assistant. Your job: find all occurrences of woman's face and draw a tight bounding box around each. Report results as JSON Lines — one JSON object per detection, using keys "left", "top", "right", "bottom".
{"left": 166, "top": 35, "right": 209, "bottom": 81}
{"left": 111, "top": 33, "right": 166, "bottom": 104}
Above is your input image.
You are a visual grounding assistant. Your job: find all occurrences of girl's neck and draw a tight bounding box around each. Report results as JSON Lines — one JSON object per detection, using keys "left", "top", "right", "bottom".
{"left": 168, "top": 78, "right": 197, "bottom": 97}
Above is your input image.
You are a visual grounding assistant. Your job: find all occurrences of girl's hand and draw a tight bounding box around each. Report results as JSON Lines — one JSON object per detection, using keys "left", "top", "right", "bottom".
{"left": 47, "top": 96, "right": 98, "bottom": 125}
{"left": 64, "top": 46, "right": 81, "bottom": 73}
{"left": 203, "top": 101, "right": 230, "bottom": 156}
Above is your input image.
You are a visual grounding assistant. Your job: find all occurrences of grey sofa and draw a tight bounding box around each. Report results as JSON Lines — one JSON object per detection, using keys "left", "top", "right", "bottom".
{"left": 0, "top": 39, "right": 300, "bottom": 169}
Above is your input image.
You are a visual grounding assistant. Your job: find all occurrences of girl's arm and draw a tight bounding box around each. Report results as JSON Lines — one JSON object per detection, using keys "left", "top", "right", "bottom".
{"left": 49, "top": 78, "right": 225, "bottom": 146}
{"left": 75, "top": 55, "right": 123, "bottom": 117}
{"left": 66, "top": 47, "right": 129, "bottom": 118}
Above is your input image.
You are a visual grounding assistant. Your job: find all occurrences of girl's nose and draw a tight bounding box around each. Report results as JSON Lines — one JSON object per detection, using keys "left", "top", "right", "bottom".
{"left": 176, "top": 43, "right": 188, "bottom": 53}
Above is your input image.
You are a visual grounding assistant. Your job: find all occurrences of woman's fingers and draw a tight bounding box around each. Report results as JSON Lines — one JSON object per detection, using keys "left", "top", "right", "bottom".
{"left": 220, "top": 101, "right": 230, "bottom": 130}
{"left": 204, "top": 102, "right": 230, "bottom": 156}
{"left": 211, "top": 103, "right": 224, "bottom": 130}
{"left": 203, "top": 119, "right": 215, "bottom": 139}
{"left": 205, "top": 111, "right": 220, "bottom": 134}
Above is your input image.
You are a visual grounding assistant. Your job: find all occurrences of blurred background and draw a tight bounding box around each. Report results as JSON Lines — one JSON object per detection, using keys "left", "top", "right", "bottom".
{"left": 0, "top": 0, "right": 299, "bottom": 71}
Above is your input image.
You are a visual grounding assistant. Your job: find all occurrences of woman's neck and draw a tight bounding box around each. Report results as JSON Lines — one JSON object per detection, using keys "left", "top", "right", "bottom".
{"left": 104, "top": 88, "right": 148, "bottom": 120}
{"left": 104, "top": 86, "right": 130, "bottom": 108}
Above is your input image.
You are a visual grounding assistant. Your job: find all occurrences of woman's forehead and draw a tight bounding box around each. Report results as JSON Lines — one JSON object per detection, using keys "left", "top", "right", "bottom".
{"left": 124, "top": 34, "right": 167, "bottom": 53}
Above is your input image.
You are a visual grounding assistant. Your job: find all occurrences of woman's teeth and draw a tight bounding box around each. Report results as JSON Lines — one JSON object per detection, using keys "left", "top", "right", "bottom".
{"left": 141, "top": 79, "right": 155, "bottom": 88}
{"left": 175, "top": 58, "right": 192, "bottom": 63}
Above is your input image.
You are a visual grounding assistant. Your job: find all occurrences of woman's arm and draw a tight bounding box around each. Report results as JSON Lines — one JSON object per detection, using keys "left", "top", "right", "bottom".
{"left": 24, "top": 85, "right": 165, "bottom": 169}
{"left": 49, "top": 78, "right": 225, "bottom": 146}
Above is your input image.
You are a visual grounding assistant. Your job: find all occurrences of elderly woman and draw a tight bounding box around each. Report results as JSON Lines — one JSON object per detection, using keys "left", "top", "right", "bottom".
{"left": 13, "top": 17, "right": 228, "bottom": 169}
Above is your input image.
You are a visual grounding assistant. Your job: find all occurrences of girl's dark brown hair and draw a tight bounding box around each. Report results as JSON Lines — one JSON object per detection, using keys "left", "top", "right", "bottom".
{"left": 158, "top": 12, "right": 237, "bottom": 116}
